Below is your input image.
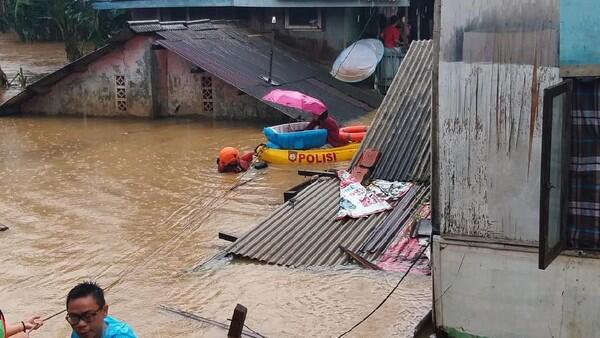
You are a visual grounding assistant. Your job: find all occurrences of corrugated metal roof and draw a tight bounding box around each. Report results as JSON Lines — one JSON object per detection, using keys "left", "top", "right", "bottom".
{"left": 351, "top": 40, "right": 433, "bottom": 182}
{"left": 155, "top": 23, "right": 374, "bottom": 122}
{"left": 360, "top": 185, "right": 430, "bottom": 255}
{"left": 226, "top": 40, "right": 433, "bottom": 267}
{"left": 129, "top": 20, "right": 190, "bottom": 33}
{"left": 228, "top": 178, "right": 428, "bottom": 267}
{"left": 128, "top": 20, "right": 163, "bottom": 33}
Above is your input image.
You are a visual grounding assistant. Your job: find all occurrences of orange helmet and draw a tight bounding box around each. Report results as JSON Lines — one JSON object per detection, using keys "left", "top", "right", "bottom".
{"left": 218, "top": 147, "right": 240, "bottom": 166}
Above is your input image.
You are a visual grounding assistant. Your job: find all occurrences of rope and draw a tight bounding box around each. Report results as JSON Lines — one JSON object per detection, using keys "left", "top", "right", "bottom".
{"left": 37, "top": 150, "right": 264, "bottom": 325}
{"left": 337, "top": 242, "right": 430, "bottom": 337}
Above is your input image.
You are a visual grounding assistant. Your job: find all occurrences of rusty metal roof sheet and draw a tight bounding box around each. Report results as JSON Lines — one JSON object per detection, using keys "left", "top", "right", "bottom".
{"left": 226, "top": 40, "right": 433, "bottom": 267}
{"left": 154, "top": 23, "right": 375, "bottom": 122}
{"left": 351, "top": 40, "right": 433, "bottom": 182}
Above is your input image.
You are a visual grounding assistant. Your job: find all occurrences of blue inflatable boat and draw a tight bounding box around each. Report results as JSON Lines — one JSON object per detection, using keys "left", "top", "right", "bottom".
{"left": 263, "top": 122, "right": 327, "bottom": 150}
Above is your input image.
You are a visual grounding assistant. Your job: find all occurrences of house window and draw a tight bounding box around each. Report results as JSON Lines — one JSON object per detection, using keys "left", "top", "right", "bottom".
{"left": 539, "top": 80, "right": 572, "bottom": 269}
{"left": 285, "top": 8, "right": 322, "bottom": 30}
{"left": 201, "top": 75, "right": 214, "bottom": 113}
{"left": 539, "top": 78, "right": 600, "bottom": 269}
{"left": 115, "top": 75, "right": 127, "bottom": 112}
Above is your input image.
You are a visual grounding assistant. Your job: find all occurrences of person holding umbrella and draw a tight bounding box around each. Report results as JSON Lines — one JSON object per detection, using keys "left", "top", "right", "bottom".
{"left": 262, "top": 89, "right": 348, "bottom": 147}
{"left": 303, "top": 110, "right": 347, "bottom": 147}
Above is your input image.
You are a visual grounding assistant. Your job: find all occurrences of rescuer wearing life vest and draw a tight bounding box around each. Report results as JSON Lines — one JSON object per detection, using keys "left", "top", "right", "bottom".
{"left": 217, "top": 147, "right": 253, "bottom": 173}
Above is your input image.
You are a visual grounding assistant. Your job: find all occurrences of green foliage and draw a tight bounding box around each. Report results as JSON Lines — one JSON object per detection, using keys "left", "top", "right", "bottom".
{"left": 0, "top": 0, "right": 17, "bottom": 32}
{"left": 3, "top": 0, "right": 128, "bottom": 61}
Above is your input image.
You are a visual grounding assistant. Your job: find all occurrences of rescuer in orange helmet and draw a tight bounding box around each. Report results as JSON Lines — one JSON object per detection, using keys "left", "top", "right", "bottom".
{"left": 217, "top": 147, "right": 253, "bottom": 173}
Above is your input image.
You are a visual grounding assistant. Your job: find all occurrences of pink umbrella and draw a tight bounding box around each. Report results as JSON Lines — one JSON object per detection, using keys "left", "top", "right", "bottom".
{"left": 262, "top": 89, "right": 328, "bottom": 115}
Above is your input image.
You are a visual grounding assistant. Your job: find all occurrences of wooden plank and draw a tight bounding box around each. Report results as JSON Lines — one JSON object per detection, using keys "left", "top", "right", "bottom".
{"left": 218, "top": 232, "right": 238, "bottom": 242}
{"left": 339, "top": 245, "right": 381, "bottom": 270}
{"left": 559, "top": 65, "right": 600, "bottom": 77}
{"left": 283, "top": 191, "right": 296, "bottom": 202}
{"left": 227, "top": 304, "right": 247, "bottom": 338}
{"left": 297, "top": 169, "right": 336, "bottom": 178}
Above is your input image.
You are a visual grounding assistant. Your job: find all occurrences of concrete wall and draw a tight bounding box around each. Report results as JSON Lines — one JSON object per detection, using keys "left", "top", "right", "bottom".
{"left": 248, "top": 7, "right": 363, "bottom": 61}
{"left": 23, "top": 36, "right": 156, "bottom": 117}
{"left": 432, "top": 237, "right": 600, "bottom": 338}
{"left": 437, "top": 0, "right": 560, "bottom": 242}
{"left": 162, "top": 50, "right": 281, "bottom": 120}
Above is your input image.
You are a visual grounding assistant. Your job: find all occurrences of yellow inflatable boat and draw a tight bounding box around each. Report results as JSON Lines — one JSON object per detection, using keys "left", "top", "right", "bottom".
{"left": 256, "top": 143, "right": 360, "bottom": 165}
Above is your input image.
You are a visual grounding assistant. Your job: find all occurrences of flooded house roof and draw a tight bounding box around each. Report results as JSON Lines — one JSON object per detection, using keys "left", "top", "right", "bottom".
{"left": 145, "top": 20, "right": 377, "bottom": 122}
{"left": 92, "top": 0, "right": 409, "bottom": 10}
{"left": 0, "top": 20, "right": 379, "bottom": 121}
{"left": 226, "top": 40, "right": 433, "bottom": 267}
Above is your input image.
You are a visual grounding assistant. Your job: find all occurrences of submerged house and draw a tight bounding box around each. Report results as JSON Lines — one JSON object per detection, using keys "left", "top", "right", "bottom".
{"left": 0, "top": 20, "right": 376, "bottom": 121}
{"left": 91, "top": 0, "right": 431, "bottom": 62}
{"left": 431, "top": 0, "right": 600, "bottom": 336}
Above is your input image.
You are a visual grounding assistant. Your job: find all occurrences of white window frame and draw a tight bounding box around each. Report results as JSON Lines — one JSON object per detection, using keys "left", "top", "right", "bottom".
{"left": 284, "top": 8, "right": 322, "bottom": 31}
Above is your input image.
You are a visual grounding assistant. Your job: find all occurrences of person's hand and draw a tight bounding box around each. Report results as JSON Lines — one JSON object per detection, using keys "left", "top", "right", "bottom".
{"left": 23, "top": 316, "right": 43, "bottom": 331}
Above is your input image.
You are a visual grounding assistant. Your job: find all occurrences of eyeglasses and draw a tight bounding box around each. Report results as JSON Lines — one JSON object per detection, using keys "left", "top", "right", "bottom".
{"left": 65, "top": 307, "right": 102, "bottom": 325}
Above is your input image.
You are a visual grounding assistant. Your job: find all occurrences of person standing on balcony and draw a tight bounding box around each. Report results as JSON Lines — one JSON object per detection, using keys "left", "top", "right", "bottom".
{"left": 381, "top": 16, "right": 401, "bottom": 48}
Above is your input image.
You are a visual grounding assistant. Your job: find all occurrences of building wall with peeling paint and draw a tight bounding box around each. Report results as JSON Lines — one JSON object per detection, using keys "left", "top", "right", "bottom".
{"left": 438, "top": 0, "right": 560, "bottom": 242}
{"left": 22, "top": 36, "right": 156, "bottom": 117}
{"left": 434, "top": 1, "right": 600, "bottom": 337}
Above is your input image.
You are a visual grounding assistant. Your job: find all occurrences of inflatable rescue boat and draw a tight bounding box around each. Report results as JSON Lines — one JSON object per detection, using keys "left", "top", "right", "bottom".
{"left": 256, "top": 143, "right": 360, "bottom": 165}
{"left": 257, "top": 122, "right": 366, "bottom": 164}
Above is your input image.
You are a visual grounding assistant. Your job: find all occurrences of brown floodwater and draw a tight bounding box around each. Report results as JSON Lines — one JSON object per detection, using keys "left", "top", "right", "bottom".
{"left": 0, "top": 33, "right": 430, "bottom": 337}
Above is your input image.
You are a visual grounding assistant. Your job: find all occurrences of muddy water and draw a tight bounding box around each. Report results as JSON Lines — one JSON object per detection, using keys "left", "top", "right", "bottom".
{"left": 0, "top": 33, "right": 430, "bottom": 337}
{"left": 0, "top": 32, "right": 66, "bottom": 104}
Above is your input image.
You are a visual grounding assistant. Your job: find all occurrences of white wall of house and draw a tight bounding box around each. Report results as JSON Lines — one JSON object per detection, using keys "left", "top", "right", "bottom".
{"left": 432, "top": 238, "right": 600, "bottom": 338}
{"left": 433, "top": 0, "right": 600, "bottom": 336}
{"left": 438, "top": 0, "right": 560, "bottom": 242}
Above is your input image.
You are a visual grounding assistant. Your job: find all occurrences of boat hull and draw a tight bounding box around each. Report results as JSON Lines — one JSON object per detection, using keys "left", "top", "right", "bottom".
{"left": 258, "top": 143, "right": 360, "bottom": 165}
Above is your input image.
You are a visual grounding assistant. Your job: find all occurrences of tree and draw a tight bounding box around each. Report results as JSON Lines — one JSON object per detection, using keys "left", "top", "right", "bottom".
{"left": 0, "top": 0, "right": 15, "bottom": 32}
{"left": 8, "top": 0, "right": 126, "bottom": 62}
{"left": 49, "top": 0, "right": 98, "bottom": 61}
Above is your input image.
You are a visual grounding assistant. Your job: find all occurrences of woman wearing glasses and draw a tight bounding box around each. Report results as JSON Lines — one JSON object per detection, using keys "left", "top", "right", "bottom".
{"left": 0, "top": 310, "right": 43, "bottom": 337}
